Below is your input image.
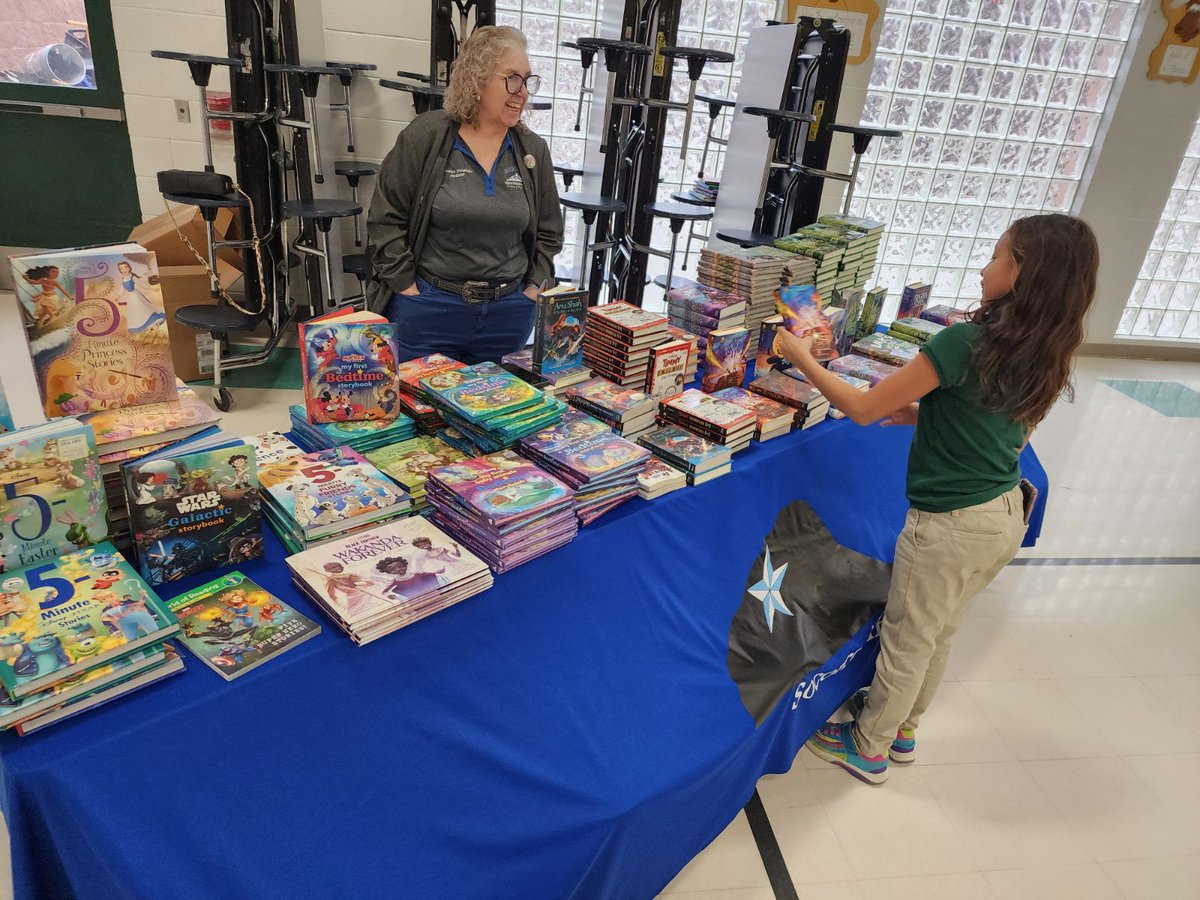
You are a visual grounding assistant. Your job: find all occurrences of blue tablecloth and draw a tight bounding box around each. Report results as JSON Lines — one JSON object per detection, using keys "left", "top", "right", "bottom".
{"left": 0, "top": 421, "right": 1047, "bottom": 899}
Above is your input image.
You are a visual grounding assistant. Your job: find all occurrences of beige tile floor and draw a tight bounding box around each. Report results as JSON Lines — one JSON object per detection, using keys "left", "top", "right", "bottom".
{"left": 0, "top": 321, "right": 1197, "bottom": 897}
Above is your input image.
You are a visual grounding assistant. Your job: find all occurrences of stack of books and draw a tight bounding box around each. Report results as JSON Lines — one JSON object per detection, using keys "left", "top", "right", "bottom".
{"left": 773, "top": 233, "right": 844, "bottom": 297}
{"left": 710, "top": 387, "right": 795, "bottom": 442}
{"left": 658, "top": 389, "right": 758, "bottom": 453}
{"left": 897, "top": 281, "right": 932, "bottom": 319}
{"left": 887, "top": 316, "right": 945, "bottom": 345}
{"left": 287, "top": 517, "right": 493, "bottom": 645}
{"left": 851, "top": 333, "right": 921, "bottom": 367}
{"left": 501, "top": 348, "right": 593, "bottom": 397}
{"left": 565, "top": 376, "right": 658, "bottom": 440}
{"left": 921, "top": 304, "right": 969, "bottom": 326}
{"left": 816, "top": 213, "right": 886, "bottom": 289}
{"left": 397, "top": 354, "right": 467, "bottom": 432}
{"left": 637, "top": 456, "right": 687, "bottom": 499}
{"left": 748, "top": 369, "right": 830, "bottom": 429}
{"left": 0, "top": 543, "right": 183, "bottom": 735}
{"left": 826, "top": 372, "right": 870, "bottom": 419}
{"left": 665, "top": 283, "right": 747, "bottom": 352}
{"left": 517, "top": 409, "right": 650, "bottom": 525}
{"left": 584, "top": 302, "right": 670, "bottom": 388}
{"left": 425, "top": 450, "right": 578, "bottom": 573}
{"left": 698, "top": 245, "right": 815, "bottom": 350}
{"left": 684, "top": 177, "right": 719, "bottom": 203}
{"left": 827, "top": 353, "right": 902, "bottom": 386}
{"left": 363, "top": 435, "right": 468, "bottom": 514}
{"left": 245, "top": 431, "right": 304, "bottom": 466}
{"left": 288, "top": 405, "right": 416, "bottom": 453}
{"left": 419, "top": 362, "right": 567, "bottom": 454}
{"left": 257, "top": 446, "right": 412, "bottom": 553}
{"left": 638, "top": 424, "right": 732, "bottom": 486}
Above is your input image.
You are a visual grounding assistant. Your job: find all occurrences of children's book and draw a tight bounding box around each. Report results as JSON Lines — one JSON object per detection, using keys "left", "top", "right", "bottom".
{"left": 244, "top": 431, "right": 304, "bottom": 467}
{"left": 10, "top": 243, "right": 179, "bottom": 418}
{"left": 586, "top": 302, "right": 669, "bottom": 338}
{"left": 645, "top": 339, "right": 692, "bottom": 401}
{"left": 168, "top": 571, "right": 320, "bottom": 680}
{"left": 82, "top": 383, "right": 221, "bottom": 453}
{"left": 0, "top": 418, "right": 109, "bottom": 571}
{"left": 532, "top": 286, "right": 588, "bottom": 375}
{"left": 920, "top": 304, "right": 969, "bottom": 326}
{"left": 420, "top": 366, "right": 542, "bottom": 424}
{"left": 636, "top": 425, "right": 731, "bottom": 475}
{"left": 397, "top": 354, "right": 465, "bottom": 395}
{"left": 858, "top": 286, "right": 888, "bottom": 338}
{"left": 774, "top": 285, "right": 838, "bottom": 361}
{"left": 700, "top": 327, "right": 750, "bottom": 393}
{"left": 0, "top": 542, "right": 178, "bottom": 698}
{"left": 363, "top": 437, "right": 468, "bottom": 491}
{"left": 827, "top": 353, "right": 902, "bottom": 386}
{"left": 122, "top": 442, "right": 263, "bottom": 584}
{"left": 426, "top": 451, "right": 574, "bottom": 527}
{"left": 897, "top": 282, "right": 932, "bottom": 320}
{"left": 300, "top": 308, "right": 400, "bottom": 425}
{"left": 850, "top": 333, "right": 921, "bottom": 367}
{"left": 565, "top": 377, "right": 657, "bottom": 423}
{"left": 0, "top": 377, "right": 13, "bottom": 433}
{"left": 660, "top": 389, "right": 758, "bottom": 436}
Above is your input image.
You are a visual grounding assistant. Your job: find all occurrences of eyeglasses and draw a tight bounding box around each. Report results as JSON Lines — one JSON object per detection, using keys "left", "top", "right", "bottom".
{"left": 498, "top": 72, "right": 541, "bottom": 96}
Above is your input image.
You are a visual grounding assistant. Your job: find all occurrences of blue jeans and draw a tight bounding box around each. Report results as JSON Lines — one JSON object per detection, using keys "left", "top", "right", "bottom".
{"left": 384, "top": 277, "right": 536, "bottom": 365}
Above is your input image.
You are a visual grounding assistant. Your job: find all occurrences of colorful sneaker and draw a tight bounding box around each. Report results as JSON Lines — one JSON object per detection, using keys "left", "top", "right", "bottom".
{"left": 848, "top": 688, "right": 918, "bottom": 764}
{"left": 805, "top": 720, "right": 889, "bottom": 785}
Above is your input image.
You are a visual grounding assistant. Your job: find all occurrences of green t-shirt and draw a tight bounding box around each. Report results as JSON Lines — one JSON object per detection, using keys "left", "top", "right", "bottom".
{"left": 906, "top": 323, "right": 1025, "bottom": 513}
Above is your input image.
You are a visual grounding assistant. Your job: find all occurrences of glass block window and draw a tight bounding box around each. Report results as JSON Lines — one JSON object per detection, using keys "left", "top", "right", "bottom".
{"left": 848, "top": 0, "right": 1138, "bottom": 313}
{"left": 1117, "top": 114, "right": 1200, "bottom": 342}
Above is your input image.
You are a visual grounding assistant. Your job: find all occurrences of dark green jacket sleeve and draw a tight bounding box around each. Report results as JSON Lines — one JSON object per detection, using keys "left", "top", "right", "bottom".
{"left": 528, "top": 134, "right": 563, "bottom": 289}
{"left": 367, "top": 126, "right": 421, "bottom": 297}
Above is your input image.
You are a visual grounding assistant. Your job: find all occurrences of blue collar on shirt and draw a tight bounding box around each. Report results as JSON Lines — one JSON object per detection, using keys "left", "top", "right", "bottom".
{"left": 452, "top": 131, "right": 514, "bottom": 197}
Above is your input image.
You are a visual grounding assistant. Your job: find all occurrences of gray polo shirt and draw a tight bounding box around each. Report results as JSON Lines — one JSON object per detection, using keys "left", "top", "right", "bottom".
{"left": 419, "top": 132, "right": 531, "bottom": 283}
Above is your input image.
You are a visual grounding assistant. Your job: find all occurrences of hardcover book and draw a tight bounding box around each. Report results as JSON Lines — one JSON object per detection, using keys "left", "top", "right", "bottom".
{"left": 700, "top": 327, "right": 750, "bottom": 393}
{"left": 0, "top": 418, "right": 109, "bottom": 571}
{"left": 774, "top": 285, "right": 838, "bottom": 361}
{"left": 426, "top": 451, "right": 574, "bottom": 527}
{"left": 168, "top": 571, "right": 320, "bottom": 679}
{"left": 300, "top": 308, "right": 400, "bottom": 425}
{"left": 122, "top": 443, "right": 263, "bottom": 584}
{"left": 0, "top": 542, "right": 178, "bottom": 698}
{"left": 420, "top": 366, "right": 542, "bottom": 424}
{"left": 532, "top": 287, "right": 588, "bottom": 375}
{"left": 10, "top": 243, "right": 179, "bottom": 419}
{"left": 645, "top": 339, "right": 692, "bottom": 401}
{"left": 636, "top": 425, "right": 731, "bottom": 475}
{"left": 897, "top": 282, "right": 932, "bottom": 320}
{"left": 82, "top": 383, "right": 221, "bottom": 453}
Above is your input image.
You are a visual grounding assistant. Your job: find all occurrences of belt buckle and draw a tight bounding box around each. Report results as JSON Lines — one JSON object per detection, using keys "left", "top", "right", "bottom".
{"left": 461, "top": 280, "right": 491, "bottom": 304}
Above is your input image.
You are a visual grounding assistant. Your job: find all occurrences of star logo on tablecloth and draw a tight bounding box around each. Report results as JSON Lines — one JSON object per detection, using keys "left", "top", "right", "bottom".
{"left": 748, "top": 545, "right": 791, "bottom": 633}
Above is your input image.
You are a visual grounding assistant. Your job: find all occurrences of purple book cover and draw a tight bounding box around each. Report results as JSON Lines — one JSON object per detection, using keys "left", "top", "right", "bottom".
{"left": 426, "top": 450, "right": 574, "bottom": 526}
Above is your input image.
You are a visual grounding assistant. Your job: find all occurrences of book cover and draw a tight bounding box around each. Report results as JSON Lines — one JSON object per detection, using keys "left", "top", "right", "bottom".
{"left": 82, "top": 383, "right": 220, "bottom": 452}
{"left": 123, "top": 444, "right": 263, "bottom": 584}
{"left": 257, "top": 447, "right": 410, "bottom": 536}
{"left": 756, "top": 316, "right": 784, "bottom": 374}
{"left": 897, "top": 282, "right": 932, "bottom": 319}
{"left": 11, "top": 244, "right": 179, "bottom": 419}
{"left": 665, "top": 283, "right": 747, "bottom": 319}
{"left": 711, "top": 387, "right": 794, "bottom": 429}
{"left": 774, "top": 285, "right": 838, "bottom": 361}
{"left": 397, "top": 354, "right": 465, "bottom": 394}
{"left": 300, "top": 310, "right": 400, "bottom": 425}
{"left": 533, "top": 289, "right": 588, "bottom": 375}
{"left": 0, "top": 542, "right": 178, "bottom": 697}
{"left": 851, "top": 333, "right": 921, "bottom": 367}
{"left": 700, "top": 327, "right": 750, "bottom": 393}
{"left": 661, "top": 389, "right": 757, "bottom": 433}
{"left": 748, "top": 370, "right": 826, "bottom": 410}
{"left": 565, "top": 377, "right": 655, "bottom": 421}
{"left": 0, "top": 419, "right": 109, "bottom": 571}
{"left": 827, "top": 353, "right": 902, "bottom": 386}
{"left": 645, "top": 340, "right": 691, "bottom": 401}
{"left": 637, "top": 457, "right": 686, "bottom": 492}
{"left": 244, "top": 431, "right": 304, "bottom": 466}
{"left": 421, "top": 366, "right": 542, "bottom": 424}
{"left": 920, "top": 304, "right": 968, "bottom": 326}
{"left": 426, "top": 451, "right": 573, "bottom": 527}
{"left": 636, "top": 425, "right": 730, "bottom": 473}
{"left": 364, "top": 437, "right": 468, "bottom": 490}
{"left": 519, "top": 411, "right": 649, "bottom": 485}
{"left": 858, "top": 287, "right": 888, "bottom": 338}
{"left": 168, "top": 571, "right": 319, "bottom": 680}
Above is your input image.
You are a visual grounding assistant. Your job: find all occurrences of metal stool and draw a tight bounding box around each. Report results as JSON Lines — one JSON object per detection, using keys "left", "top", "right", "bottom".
{"left": 282, "top": 198, "right": 363, "bottom": 309}
{"left": 744, "top": 106, "right": 816, "bottom": 235}
{"left": 670, "top": 189, "right": 715, "bottom": 271}
{"left": 561, "top": 40, "right": 597, "bottom": 132}
{"left": 380, "top": 76, "right": 446, "bottom": 115}
{"left": 326, "top": 60, "right": 377, "bottom": 154}
{"left": 554, "top": 163, "right": 585, "bottom": 191}
{"left": 559, "top": 192, "right": 627, "bottom": 303}
{"left": 334, "top": 159, "right": 380, "bottom": 248}
{"left": 695, "top": 93, "right": 734, "bottom": 179}
{"left": 658, "top": 46, "right": 734, "bottom": 161}
{"left": 641, "top": 202, "right": 713, "bottom": 295}
{"left": 150, "top": 51, "right": 245, "bottom": 173}
{"left": 265, "top": 63, "right": 352, "bottom": 184}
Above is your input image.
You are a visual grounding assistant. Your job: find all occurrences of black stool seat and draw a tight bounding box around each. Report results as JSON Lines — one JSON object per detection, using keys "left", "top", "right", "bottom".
{"left": 379, "top": 79, "right": 445, "bottom": 96}
{"left": 175, "top": 304, "right": 258, "bottom": 333}
{"left": 151, "top": 51, "right": 241, "bottom": 88}
{"left": 697, "top": 92, "right": 735, "bottom": 108}
{"left": 576, "top": 37, "right": 653, "bottom": 54}
{"left": 561, "top": 41, "right": 597, "bottom": 67}
{"left": 560, "top": 192, "right": 627, "bottom": 215}
{"left": 264, "top": 62, "right": 346, "bottom": 76}
{"left": 793, "top": 165, "right": 852, "bottom": 183}
{"left": 661, "top": 46, "right": 734, "bottom": 80}
{"left": 326, "top": 60, "right": 376, "bottom": 72}
{"left": 671, "top": 190, "right": 715, "bottom": 207}
{"left": 395, "top": 69, "right": 432, "bottom": 82}
{"left": 529, "top": 99, "right": 552, "bottom": 111}
{"left": 654, "top": 273, "right": 699, "bottom": 291}
{"left": 644, "top": 201, "right": 713, "bottom": 222}
{"left": 744, "top": 106, "right": 816, "bottom": 123}
{"left": 163, "top": 190, "right": 248, "bottom": 210}
{"left": 335, "top": 160, "right": 381, "bottom": 178}
{"left": 830, "top": 122, "right": 904, "bottom": 155}
{"left": 283, "top": 198, "right": 363, "bottom": 220}
{"left": 343, "top": 253, "right": 371, "bottom": 277}
{"left": 554, "top": 163, "right": 584, "bottom": 177}
{"left": 716, "top": 229, "right": 777, "bottom": 248}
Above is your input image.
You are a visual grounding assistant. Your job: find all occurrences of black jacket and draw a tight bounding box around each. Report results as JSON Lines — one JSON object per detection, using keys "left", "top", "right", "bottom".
{"left": 366, "top": 110, "right": 563, "bottom": 311}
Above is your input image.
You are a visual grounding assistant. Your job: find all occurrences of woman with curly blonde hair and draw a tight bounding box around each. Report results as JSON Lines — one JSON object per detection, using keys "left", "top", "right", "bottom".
{"left": 367, "top": 26, "right": 563, "bottom": 364}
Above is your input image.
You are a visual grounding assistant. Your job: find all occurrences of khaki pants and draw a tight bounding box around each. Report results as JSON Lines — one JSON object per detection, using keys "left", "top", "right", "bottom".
{"left": 854, "top": 484, "right": 1027, "bottom": 758}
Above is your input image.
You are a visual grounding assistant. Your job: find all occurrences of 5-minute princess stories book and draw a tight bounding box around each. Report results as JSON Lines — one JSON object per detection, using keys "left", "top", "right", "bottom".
{"left": 11, "top": 243, "right": 179, "bottom": 419}
{"left": 300, "top": 308, "right": 400, "bottom": 425}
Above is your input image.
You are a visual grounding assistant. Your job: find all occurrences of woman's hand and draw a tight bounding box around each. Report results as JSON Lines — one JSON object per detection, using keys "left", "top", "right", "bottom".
{"left": 524, "top": 285, "right": 539, "bottom": 301}
{"left": 880, "top": 402, "right": 919, "bottom": 426}
{"left": 400, "top": 283, "right": 421, "bottom": 297}
{"left": 772, "top": 329, "right": 815, "bottom": 365}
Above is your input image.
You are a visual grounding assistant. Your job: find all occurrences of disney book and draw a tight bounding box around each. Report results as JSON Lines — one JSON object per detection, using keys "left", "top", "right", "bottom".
{"left": 122, "top": 442, "right": 264, "bottom": 585}
{"left": 168, "top": 571, "right": 320, "bottom": 680}
{"left": 299, "top": 308, "right": 400, "bottom": 425}
{"left": 0, "top": 417, "right": 109, "bottom": 572}
{"left": 0, "top": 542, "right": 178, "bottom": 698}
{"left": 10, "top": 242, "right": 179, "bottom": 419}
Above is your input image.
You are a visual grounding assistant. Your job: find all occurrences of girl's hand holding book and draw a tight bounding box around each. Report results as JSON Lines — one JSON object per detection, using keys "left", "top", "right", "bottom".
{"left": 772, "top": 328, "right": 815, "bottom": 365}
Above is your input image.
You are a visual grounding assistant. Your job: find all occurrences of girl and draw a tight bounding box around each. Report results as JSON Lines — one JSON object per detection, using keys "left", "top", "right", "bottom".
{"left": 774, "top": 213, "right": 1099, "bottom": 785}
{"left": 115, "top": 260, "right": 166, "bottom": 334}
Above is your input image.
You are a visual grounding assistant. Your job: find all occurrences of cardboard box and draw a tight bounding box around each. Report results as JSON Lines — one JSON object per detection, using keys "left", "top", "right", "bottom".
{"left": 159, "top": 260, "right": 243, "bottom": 383}
{"left": 129, "top": 204, "right": 243, "bottom": 270}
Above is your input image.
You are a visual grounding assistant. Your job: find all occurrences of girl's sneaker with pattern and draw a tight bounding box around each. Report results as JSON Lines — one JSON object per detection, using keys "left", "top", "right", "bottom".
{"left": 805, "top": 720, "right": 889, "bottom": 785}
{"left": 848, "top": 688, "right": 918, "bottom": 764}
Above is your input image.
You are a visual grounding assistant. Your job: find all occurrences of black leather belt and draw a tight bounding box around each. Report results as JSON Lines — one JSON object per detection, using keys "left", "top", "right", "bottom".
{"left": 418, "top": 270, "right": 523, "bottom": 304}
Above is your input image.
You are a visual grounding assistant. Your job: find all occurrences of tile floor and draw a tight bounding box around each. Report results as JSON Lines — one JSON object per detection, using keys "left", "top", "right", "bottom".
{"left": 0, "top": 337, "right": 1197, "bottom": 897}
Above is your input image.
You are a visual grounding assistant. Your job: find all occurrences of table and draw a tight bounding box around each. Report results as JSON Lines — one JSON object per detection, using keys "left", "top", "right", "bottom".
{"left": 0, "top": 420, "right": 1047, "bottom": 899}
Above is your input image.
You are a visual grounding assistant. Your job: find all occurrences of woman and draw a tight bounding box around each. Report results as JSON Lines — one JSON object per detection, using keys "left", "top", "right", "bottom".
{"left": 367, "top": 26, "right": 563, "bottom": 365}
